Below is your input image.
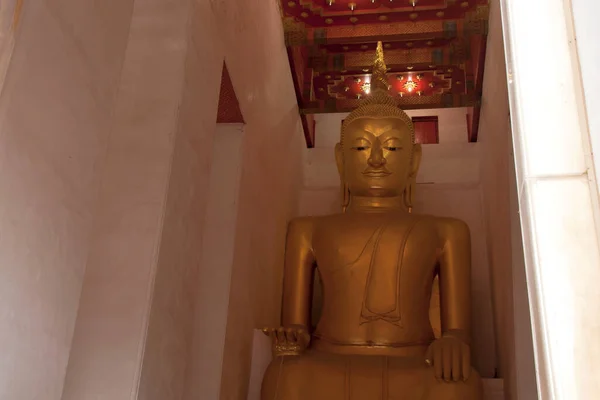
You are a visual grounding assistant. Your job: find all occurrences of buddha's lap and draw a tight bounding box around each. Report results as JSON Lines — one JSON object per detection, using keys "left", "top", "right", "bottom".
{"left": 261, "top": 350, "right": 482, "bottom": 400}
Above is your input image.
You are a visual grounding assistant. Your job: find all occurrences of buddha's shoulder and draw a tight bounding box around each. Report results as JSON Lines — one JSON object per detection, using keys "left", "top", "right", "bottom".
{"left": 287, "top": 215, "right": 321, "bottom": 235}
{"left": 416, "top": 215, "right": 470, "bottom": 237}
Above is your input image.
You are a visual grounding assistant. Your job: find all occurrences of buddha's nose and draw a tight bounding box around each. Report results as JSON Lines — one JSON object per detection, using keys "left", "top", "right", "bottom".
{"left": 368, "top": 142, "right": 386, "bottom": 167}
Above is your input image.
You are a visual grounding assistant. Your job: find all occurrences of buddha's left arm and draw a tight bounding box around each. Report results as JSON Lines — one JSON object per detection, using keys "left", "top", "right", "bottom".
{"left": 437, "top": 218, "right": 472, "bottom": 343}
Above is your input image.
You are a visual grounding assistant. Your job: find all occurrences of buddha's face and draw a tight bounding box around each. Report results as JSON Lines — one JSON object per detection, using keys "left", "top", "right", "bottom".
{"left": 335, "top": 117, "right": 421, "bottom": 198}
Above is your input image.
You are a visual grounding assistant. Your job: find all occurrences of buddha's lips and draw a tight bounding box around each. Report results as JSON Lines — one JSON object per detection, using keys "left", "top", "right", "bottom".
{"left": 363, "top": 170, "right": 392, "bottom": 177}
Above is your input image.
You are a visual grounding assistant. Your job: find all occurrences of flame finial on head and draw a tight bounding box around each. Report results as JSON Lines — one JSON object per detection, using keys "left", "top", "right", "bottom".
{"left": 371, "top": 41, "right": 390, "bottom": 94}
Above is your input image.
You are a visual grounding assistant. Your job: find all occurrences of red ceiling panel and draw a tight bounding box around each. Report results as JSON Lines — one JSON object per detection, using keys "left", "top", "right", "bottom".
{"left": 279, "top": 0, "right": 489, "bottom": 146}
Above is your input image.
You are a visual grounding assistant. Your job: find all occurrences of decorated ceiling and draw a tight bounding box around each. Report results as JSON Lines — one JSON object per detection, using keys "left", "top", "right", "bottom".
{"left": 279, "top": 0, "right": 489, "bottom": 147}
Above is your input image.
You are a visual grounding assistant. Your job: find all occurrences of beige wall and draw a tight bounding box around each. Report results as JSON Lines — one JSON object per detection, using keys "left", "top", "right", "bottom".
{"left": 215, "top": 0, "right": 306, "bottom": 396}
{"left": 478, "top": 1, "right": 536, "bottom": 398}
{"left": 0, "top": 0, "right": 134, "bottom": 398}
{"left": 0, "top": 0, "right": 303, "bottom": 399}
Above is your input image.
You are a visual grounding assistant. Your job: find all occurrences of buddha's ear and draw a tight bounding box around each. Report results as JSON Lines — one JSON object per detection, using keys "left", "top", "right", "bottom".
{"left": 335, "top": 142, "right": 344, "bottom": 178}
{"left": 410, "top": 143, "right": 422, "bottom": 178}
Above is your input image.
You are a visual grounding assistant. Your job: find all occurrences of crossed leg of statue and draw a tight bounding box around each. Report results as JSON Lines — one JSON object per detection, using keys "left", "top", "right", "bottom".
{"left": 261, "top": 350, "right": 483, "bottom": 400}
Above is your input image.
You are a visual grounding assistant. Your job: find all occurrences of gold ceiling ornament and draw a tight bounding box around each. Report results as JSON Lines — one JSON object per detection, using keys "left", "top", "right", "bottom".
{"left": 349, "top": 16, "right": 358, "bottom": 23}
{"left": 409, "top": 12, "right": 418, "bottom": 20}
{"left": 436, "top": 11, "right": 445, "bottom": 17}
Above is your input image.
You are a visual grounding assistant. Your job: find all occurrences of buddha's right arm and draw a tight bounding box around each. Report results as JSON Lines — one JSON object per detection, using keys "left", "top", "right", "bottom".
{"left": 281, "top": 217, "right": 315, "bottom": 329}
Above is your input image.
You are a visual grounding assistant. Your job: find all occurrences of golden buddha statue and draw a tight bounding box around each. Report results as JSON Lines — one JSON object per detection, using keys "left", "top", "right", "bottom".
{"left": 261, "top": 42, "right": 483, "bottom": 400}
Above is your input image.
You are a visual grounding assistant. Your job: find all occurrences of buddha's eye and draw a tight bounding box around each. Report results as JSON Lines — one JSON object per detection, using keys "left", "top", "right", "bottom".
{"left": 385, "top": 146, "right": 399, "bottom": 152}
{"left": 352, "top": 146, "right": 369, "bottom": 151}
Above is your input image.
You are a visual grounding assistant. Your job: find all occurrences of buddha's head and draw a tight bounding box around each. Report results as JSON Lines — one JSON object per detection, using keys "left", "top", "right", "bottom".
{"left": 335, "top": 42, "right": 422, "bottom": 211}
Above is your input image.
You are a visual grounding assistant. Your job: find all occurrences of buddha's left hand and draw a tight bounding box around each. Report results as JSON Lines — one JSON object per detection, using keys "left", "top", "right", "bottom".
{"left": 425, "top": 331, "right": 471, "bottom": 382}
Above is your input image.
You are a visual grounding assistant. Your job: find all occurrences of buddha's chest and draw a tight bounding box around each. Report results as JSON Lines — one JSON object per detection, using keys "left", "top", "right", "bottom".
{"left": 312, "top": 215, "right": 440, "bottom": 277}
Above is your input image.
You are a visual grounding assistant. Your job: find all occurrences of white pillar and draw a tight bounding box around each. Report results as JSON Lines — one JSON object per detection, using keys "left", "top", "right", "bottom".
{"left": 500, "top": 0, "right": 600, "bottom": 398}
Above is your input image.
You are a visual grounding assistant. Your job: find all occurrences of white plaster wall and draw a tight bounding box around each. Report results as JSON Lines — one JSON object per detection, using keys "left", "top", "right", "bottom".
{"left": 0, "top": 1, "right": 304, "bottom": 399}
{"left": 213, "top": 1, "right": 306, "bottom": 398}
{"left": 300, "top": 112, "right": 496, "bottom": 377}
{"left": 185, "top": 124, "right": 244, "bottom": 400}
{"left": 501, "top": 0, "right": 600, "bottom": 396}
{"left": 0, "top": 0, "right": 134, "bottom": 398}
{"left": 572, "top": 0, "right": 600, "bottom": 196}
{"left": 61, "top": 1, "right": 197, "bottom": 398}
{"left": 63, "top": 0, "right": 305, "bottom": 399}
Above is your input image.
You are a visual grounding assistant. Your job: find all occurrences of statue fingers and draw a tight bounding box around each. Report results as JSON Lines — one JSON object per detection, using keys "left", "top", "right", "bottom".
{"left": 452, "top": 342, "right": 462, "bottom": 382}
{"left": 285, "top": 327, "right": 296, "bottom": 343}
{"left": 276, "top": 327, "right": 287, "bottom": 344}
{"left": 442, "top": 343, "right": 452, "bottom": 382}
{"left": 462, "top": 343, "right": 471, "bottom": 381}
{"left": 433, "top": 343, "right": 443, "bottom": 379}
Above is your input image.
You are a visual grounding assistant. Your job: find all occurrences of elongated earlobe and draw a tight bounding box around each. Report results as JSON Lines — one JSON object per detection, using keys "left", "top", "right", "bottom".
{"left": 341, "top": 183, "right": 350, "bottom": 213}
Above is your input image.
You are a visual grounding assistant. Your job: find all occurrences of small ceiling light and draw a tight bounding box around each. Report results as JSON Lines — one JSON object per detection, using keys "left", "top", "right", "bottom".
{"left": 362, "top": 82, "right": 371, "bottom": 94}
{"left": 349, "top": 2, "right": 356, "bottom": 10}
{"left": 404, "top": 80, "right": 417, "bottom": 92}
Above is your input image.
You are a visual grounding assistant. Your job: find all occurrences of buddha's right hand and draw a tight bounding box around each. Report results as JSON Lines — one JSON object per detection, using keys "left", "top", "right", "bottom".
{"left": 262, "top": 326, "right": 310, "bottom": 357}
